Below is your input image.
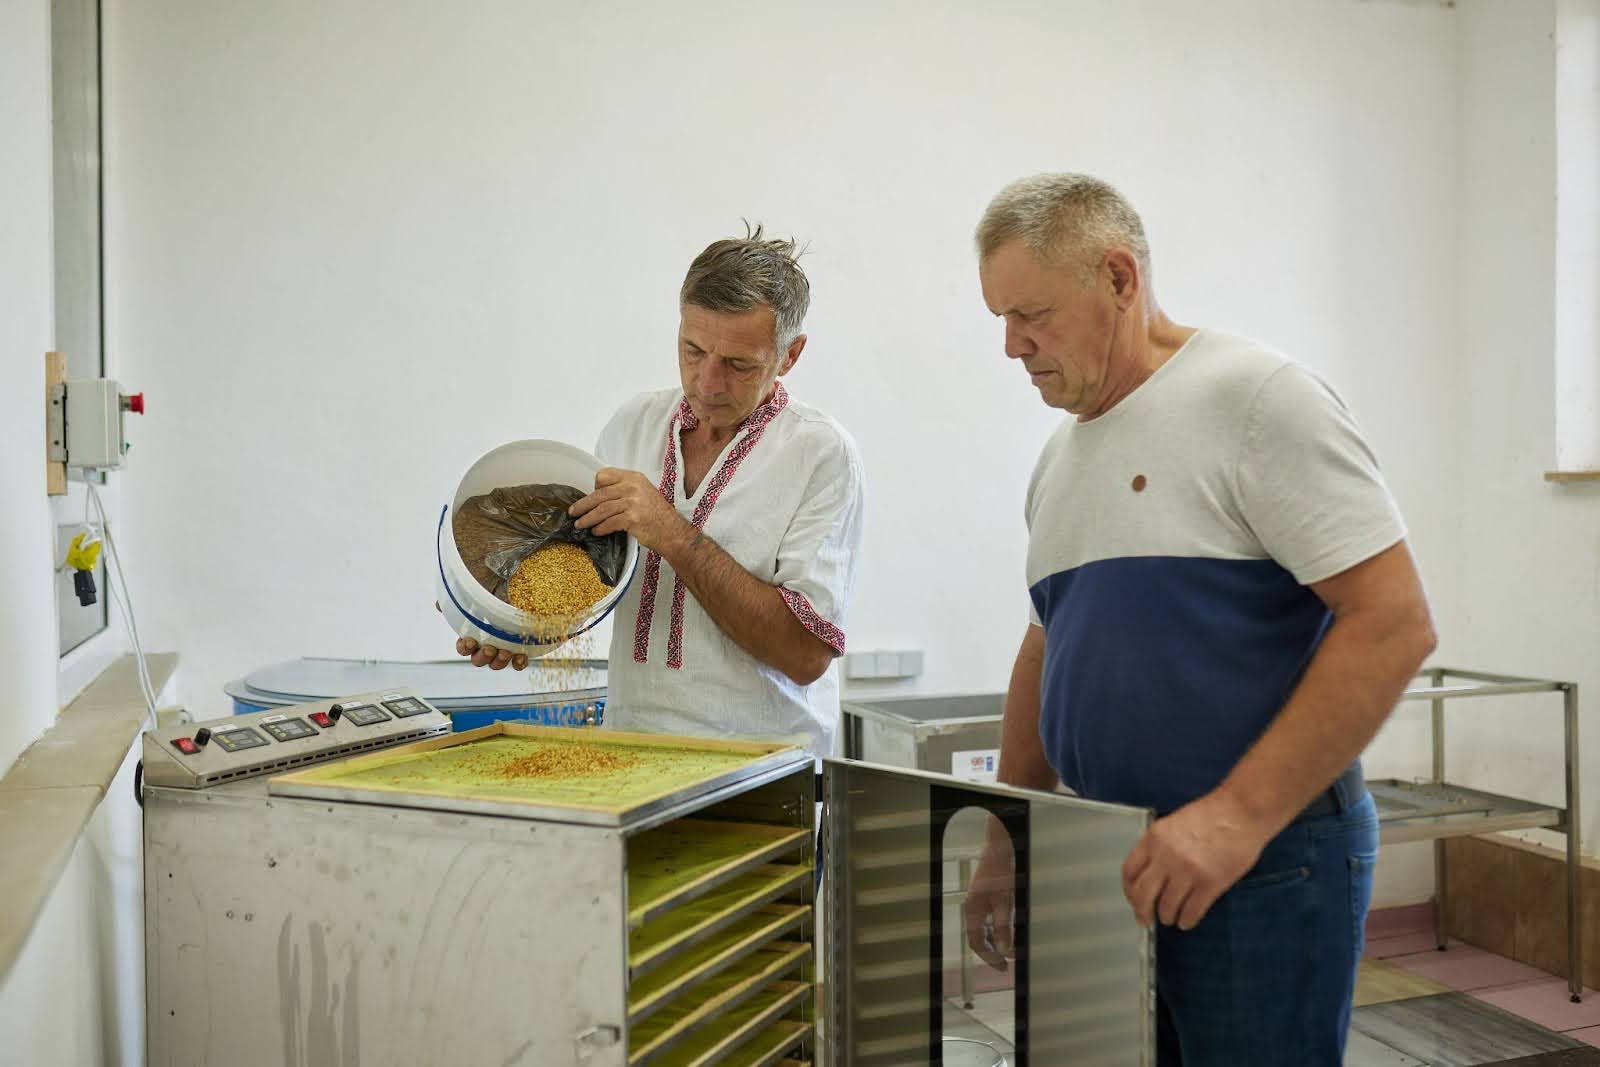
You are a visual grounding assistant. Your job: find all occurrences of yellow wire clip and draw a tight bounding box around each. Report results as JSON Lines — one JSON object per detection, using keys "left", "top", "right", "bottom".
{"left": 66, "top": 531, "right": 103, "bottom": 572}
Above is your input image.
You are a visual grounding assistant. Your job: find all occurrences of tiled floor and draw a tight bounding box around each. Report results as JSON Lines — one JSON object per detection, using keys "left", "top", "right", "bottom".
{"left": 1349, "top": 993, "right": 1584, "bottom": 1065}
{"left": 1349, "top": 906, "right": 1600, "bottom": 1065}
{"left": 1354, "top": 959, "right": 1453, "bottom": 1007}
{"left": 950, "top": 990, "right": 1014, "bottom": 1046}
{"left": 940, "top": 906, "right": 1600, "bottom": 1066}
{"left": 1377, "top": 947, "right": 1554, "bottom": 994}
{"left": 943, "top": 999, "right": 1014, "bottom": 1064}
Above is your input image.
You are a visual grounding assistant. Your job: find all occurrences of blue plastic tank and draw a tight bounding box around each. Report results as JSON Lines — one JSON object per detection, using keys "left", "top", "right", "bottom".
{"left": 223, "top": 657, "right": 606, "bottom": 731}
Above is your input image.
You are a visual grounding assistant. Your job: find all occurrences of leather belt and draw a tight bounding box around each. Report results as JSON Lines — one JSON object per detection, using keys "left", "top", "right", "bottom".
{"left": 1298, "top": 762, "right": 1367, "bottom": 821}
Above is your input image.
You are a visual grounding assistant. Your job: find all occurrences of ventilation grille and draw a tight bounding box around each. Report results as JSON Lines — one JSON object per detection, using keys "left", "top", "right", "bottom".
{"left": 199, "top": 727, "right": 448, "bottom": 786}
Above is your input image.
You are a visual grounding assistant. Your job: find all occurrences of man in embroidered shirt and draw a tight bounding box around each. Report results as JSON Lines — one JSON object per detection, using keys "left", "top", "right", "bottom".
{"left": 456, "top": 226, "right": 865, "bottom": 758}
{"left": 960, "top": 175, "right": 1436, "bottom": 1064}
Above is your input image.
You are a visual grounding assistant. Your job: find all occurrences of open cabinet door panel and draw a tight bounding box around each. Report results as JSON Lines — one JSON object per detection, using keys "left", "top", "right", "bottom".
{"left": 824, "top": 759, "right": 1154, "bottom": 1067}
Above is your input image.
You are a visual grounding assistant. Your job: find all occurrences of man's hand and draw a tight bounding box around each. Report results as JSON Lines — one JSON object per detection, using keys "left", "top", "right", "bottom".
{"left": 437, "top": 603, "right": 529, "bottom": 671}
{"left": 1121, "top": 789, "right": 1276, "bottom": 931}
{"left": 455, "top": 637, "right": 527, "bottom": 672}
{"left": 570, "top": 468, "right": 693, "bottom": 556}
{"left": 963, "top": 829, "right": 1017, "bottom": 971}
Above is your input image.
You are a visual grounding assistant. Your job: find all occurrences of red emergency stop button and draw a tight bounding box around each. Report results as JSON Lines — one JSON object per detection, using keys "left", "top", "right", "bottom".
{"left": 126, "top": 393, "right": 145, "bottom": 414}
{"left": 310, "top": 711, "right": 334, "bottom": 728}
{"left": 171, "top": 737, "right": 200, "bottom": 755}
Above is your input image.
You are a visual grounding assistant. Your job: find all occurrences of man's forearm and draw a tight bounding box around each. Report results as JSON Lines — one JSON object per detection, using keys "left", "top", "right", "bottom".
{"left": 998, "top": 625, "right": 1057, "bottom": 791}
{"left": 661, "top": 526, "right": 834, "bottom": 685}
{"left": 1217, "top": 605, "right": 1434, "bottom": 835}
{"left": 983, "top": 625, "right": 1057, "bottom": 848}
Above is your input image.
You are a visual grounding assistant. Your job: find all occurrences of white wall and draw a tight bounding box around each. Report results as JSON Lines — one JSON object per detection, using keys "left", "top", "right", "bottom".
{"left": 0, "top": 0, "right": 62, "bottom": 779}
{"left": 0, "top": 0, "right": 99, "bottom": 1060}
{"left": 0, "top": 841, "right": 104, "bottom": 1067}
{"left": 1438, "top": 1, "right": 1600, "bottom": 857}
{"left": 0, "top": 749, "right": 146, "bottom": 1067}
{"left": 1555, "top": 0, "right": 1600, "bottom": 473}
{"left": 0, "top": 3, "right": 148, "bottom": 1063}
{"left": 106, "top": 0, "right": 1463, "bottom": 739}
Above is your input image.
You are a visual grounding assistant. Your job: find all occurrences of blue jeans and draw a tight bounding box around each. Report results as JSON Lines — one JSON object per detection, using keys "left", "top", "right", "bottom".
{"left": 1155, "top": 791, "right": 1380, "bottom": 1066}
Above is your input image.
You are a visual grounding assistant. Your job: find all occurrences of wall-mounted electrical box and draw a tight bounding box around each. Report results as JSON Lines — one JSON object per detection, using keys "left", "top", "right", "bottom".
{"left": 49, "top": 376, "right": 145, "bottom": 472}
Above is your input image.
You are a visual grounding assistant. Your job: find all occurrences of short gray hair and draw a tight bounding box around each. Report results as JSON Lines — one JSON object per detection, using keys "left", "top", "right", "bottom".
{"left": 976, "top": 173, "right": 1151, "bottom": 282}
{"left": 680, "top": 223, "right": 810, "bottom": 350}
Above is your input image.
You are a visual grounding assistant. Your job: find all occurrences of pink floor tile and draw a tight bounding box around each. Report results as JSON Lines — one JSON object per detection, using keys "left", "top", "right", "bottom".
{"left": 1571, "top": 1025, "right": 1600, "bottom": 1047}
{"left": 1472, "top": 976, "right": 1600, "bottom": 1032}
{"left": 1365, "top": 931, "right": 1452, "bottom": 959}
{"left": 942, "top": 965, "right": 1014, "bottom": 997}
{"left": 1389, "top": 945, "right": 1554, "bottom": 990}
{"left": 1365, "top": 903, "right": 1436, "bottom": 940}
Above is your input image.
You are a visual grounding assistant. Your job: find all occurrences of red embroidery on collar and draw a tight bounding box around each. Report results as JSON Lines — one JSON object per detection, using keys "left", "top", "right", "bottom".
{"left": 633, "top": 383, "right": 791, "bottom": 668}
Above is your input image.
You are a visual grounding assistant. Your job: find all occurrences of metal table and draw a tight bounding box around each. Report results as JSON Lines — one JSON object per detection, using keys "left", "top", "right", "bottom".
{"left": 1374, "top": 667, "right": 1582, "bottom": 1002}
{"left": 841, "top": 693, "right": 1004, "bottom": 783}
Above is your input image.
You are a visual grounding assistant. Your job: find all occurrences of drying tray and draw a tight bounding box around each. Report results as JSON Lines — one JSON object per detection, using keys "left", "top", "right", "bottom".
{"left": 646, "top": 982, "right": 811, "bottom": 1067}
{"left": 267, "top": 722, "right": 808, "bottom": 827}
{"left": 630, "top": 906, "right": 812, "bottom": 1024}
{"left": 631, "top": 868, "right": 813, "bottom": 980}
{"left": 630, "top": 941, "right": 811, "bottom": 1065}
{"left": 628, "top": 819, "right": 808, "bottom": 927}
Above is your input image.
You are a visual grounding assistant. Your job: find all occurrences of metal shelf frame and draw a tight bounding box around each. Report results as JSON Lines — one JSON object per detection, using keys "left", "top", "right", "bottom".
{"left": 1375, "top": 667, "right": 1581, "bottom": 1002}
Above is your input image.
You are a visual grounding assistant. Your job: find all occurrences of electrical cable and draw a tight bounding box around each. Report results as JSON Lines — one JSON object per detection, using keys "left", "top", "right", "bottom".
{"left": 86, "top": 482, "right": 158, "bottom": 731}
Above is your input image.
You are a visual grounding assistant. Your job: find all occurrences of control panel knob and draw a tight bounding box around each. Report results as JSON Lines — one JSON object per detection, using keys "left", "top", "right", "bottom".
{"left": 326, "top": 704, "right": 344, "bottom": 722}
{"left": 193, "top": 727, "right": 212, "bottom": 748}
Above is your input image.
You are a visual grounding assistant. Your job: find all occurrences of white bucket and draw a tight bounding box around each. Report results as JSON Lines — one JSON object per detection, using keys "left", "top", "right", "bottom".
{"left": 435, "top": 439, "right": 639, "bottom": 657}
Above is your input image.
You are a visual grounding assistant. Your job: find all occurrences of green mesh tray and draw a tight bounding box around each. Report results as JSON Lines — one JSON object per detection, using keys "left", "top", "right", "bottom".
{"left": 269, "top": 722, "right": 804, "bottom": 826}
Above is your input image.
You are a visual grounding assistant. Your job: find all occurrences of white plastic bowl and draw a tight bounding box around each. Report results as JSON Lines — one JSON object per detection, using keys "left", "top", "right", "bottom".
{"left": 941, "top": 1037, "right": 1007, "bottom": 1067}
{"left": 435, "top": 439, "right": 638, "bottom": 657}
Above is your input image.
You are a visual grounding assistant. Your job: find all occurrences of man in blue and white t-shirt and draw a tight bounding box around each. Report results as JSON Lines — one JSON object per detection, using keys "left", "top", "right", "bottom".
{"left": 962, "top": 174, "right": 1436, "bottom": 1065}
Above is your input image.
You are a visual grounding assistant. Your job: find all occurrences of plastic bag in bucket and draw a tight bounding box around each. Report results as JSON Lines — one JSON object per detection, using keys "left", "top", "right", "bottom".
{"left": 435, "top": 439, "right": 639, "bottom": 657}
{"left": 452, "top": 483, "right": 627, "bottom": 601}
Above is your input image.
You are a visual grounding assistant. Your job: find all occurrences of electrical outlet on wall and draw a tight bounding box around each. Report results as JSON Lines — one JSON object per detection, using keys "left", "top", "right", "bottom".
{"left": 844, "top": 650, "right": 925, "bottom": 680}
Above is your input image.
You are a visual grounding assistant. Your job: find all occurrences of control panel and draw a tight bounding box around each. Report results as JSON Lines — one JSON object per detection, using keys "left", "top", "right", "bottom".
{"left": 141, "top": 688, "right": 451, "bottom": 789}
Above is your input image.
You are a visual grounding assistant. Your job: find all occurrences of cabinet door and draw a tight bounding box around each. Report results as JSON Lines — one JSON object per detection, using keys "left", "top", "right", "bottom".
{"left": 824, "top": 760, "right": 1153, "bottom": 1066}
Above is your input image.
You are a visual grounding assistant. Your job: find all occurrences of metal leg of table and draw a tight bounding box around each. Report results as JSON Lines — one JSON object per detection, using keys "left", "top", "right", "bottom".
{"left": 1432, "top": 673, "right": 1449, "bottom": 952}
{"left": 1566, "top": 683, "right": 1583, "bottom": 1003}
{"left": 1434, "top": 839, "right": 1449, "bottom": 952}
{"left": 960, "top": 858, "right": 975, "bottom": 1010}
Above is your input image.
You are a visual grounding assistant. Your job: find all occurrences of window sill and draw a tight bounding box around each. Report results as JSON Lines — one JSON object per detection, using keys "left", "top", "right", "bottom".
{"left": 1544, "top": 470, "right": 1600, "bottom": 483}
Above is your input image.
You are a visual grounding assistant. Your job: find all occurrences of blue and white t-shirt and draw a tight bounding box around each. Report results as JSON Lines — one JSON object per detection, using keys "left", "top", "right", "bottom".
{"left": 1025, "top": 329, "right": 1406, "bottom": 816}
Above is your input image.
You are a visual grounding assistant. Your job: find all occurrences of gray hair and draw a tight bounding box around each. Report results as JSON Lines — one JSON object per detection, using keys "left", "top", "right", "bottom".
{"left": 976, "top": 173, "right": 1151, "bottom": 283}
{"left": 680, "top": 223, "right": 810, "bottom": 350}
